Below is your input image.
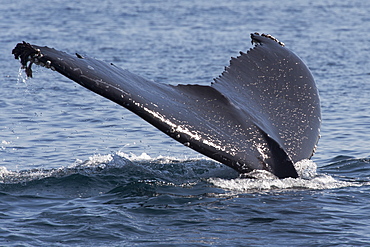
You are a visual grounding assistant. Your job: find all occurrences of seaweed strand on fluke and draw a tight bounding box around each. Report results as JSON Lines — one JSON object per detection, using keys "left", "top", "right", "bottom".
{"left": 12, "top": 33, "right": 321, "bottom": 179}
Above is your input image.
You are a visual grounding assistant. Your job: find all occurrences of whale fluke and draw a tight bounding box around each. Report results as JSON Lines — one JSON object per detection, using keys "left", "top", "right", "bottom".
{"left": 12, "top": 33, "right": 321, "bottom": 178}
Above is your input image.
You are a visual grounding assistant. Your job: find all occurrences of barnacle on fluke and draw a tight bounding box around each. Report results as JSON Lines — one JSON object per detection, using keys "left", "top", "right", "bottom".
{"left": 12, "top": 33, "right": 321, "bottom": 178}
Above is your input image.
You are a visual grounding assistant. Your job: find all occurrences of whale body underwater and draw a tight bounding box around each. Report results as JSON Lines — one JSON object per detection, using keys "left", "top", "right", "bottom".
{"left": 12, "top": 33, "right": 321, "bottom": 179}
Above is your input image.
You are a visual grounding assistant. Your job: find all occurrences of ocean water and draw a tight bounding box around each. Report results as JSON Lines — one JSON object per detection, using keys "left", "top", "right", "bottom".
{"left": 1, "top": 0, "right": 370, "bottom": 246}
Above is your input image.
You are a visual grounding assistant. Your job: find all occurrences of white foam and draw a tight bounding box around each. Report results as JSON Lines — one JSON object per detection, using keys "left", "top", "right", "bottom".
{"left": 209, "top": 159, "right": 363, "bottom": 193}
{"left": 116, "top": 151, "right": 153, "bottom": 161}
{"left": 212, "top": 174, "right": 361, "bottom": 192}
{"left": 208, "top": 159, "right": 361, "bottom": 194}
{"left": 0, "top": 153, "right": 117, "bottom": 184}
{"left": 115, "top": 151, "right": 205, "bottom": 164}
{"left": 1, "top": 152, "right": 363, "bottom": 191}
{"left": 0, "top": 165, "right": 51, "bottom": 184}
{"left": 69, "top": 153, "right": 114, "bottom": 169}
{"left": 294, "top": 159, "right": 317, "bottom": 179}
{"left": 0, "top": 166, "right": 12, "bottom": 178}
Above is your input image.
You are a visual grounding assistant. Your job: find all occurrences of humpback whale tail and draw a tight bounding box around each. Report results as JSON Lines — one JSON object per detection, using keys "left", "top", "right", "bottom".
{"left": 12, "top": 33, "right": 321, "bottom": 178}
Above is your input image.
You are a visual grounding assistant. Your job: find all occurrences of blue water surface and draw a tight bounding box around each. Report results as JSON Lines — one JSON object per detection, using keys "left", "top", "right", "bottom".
{"left": 1, "top": 0, "right": 370, "bottom": 246}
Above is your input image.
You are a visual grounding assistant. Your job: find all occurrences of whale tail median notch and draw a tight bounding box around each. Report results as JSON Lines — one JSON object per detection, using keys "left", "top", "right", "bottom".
{"left": 12, "top": 33, "right": 321, "bottom": 179}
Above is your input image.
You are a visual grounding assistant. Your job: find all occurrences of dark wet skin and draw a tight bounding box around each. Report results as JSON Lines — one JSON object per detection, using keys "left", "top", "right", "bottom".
{"left": 12, "top": 33, "right": 321, "bottom": 178}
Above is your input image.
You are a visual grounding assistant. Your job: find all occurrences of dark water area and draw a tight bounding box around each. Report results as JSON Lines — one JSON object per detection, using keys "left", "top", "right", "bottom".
{"left": 1, "top": 156, "right": 369, "bottom": 246}
{"left": 1, "top": 0, "right": 370, "bottom": 246}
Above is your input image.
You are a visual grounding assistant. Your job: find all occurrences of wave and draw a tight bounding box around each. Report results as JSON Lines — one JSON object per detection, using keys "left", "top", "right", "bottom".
{"left": 0, "top": 153, "right": 368, "bottom": 198}
{"left": 208, "top": 159, "right": 366, "bottom": 194}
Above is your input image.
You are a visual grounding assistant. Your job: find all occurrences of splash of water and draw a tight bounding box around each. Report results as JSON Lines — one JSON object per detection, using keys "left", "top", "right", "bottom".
{"left": 0, "top": 152, "right": 203, "bottom": 184}
{"left": 17, "top": 67, "right": 28, "bottom": 84}
{"left": 0, "top": 153, "right": 365, "bottom": 194}
{"left": 0, "top": 153, "right": 119, "bottom": 184}
{"left": 208, "top": 159, "right": 361, "bottom": 193}
{"left": 294, "top": 159, "right": 317, "bottom": 179}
